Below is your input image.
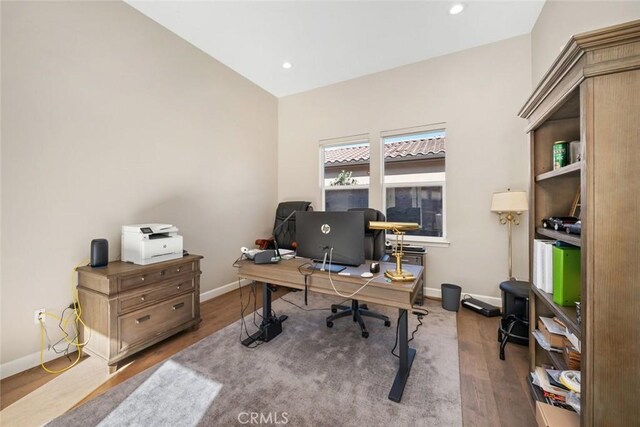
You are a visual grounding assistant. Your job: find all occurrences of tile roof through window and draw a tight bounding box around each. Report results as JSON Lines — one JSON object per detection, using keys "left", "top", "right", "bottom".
{"left": 324, "top": 137, "right": 445, "bottom": 164}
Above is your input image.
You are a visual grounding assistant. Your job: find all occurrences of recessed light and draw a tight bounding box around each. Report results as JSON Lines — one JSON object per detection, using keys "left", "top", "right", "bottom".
{"left": 449, "top": 3, "right": 465, "bottom": 15}
{"left": 282, "top": 62, "right": 292, "bottom": 69}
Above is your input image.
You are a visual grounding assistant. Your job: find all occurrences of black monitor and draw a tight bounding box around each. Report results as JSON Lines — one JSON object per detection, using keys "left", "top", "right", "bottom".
{"left": 296, "top": 211, "right": 365, "bottom": 267}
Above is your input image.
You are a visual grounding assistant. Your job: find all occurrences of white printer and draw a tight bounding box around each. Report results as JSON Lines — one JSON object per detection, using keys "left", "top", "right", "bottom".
{"left": 121, "top": 224, "right": 184, "bottom": 265}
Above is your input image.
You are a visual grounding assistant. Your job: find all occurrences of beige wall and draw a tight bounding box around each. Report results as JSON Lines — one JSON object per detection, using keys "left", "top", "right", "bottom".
{"left": 532, "top": 0, "right": 640, "bottom": 85}
{"left": 1, "top": 1, "right": 277, "bottom": 372}
{"left": 278, "top": 35, "right": 532, "bottom": 300}
{"left": 0, "top": 2, "right": 3, "bottom": 369}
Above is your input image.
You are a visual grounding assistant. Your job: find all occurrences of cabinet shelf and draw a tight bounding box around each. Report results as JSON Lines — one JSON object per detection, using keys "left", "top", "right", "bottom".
{"left": 533, "top": 335, "right": 569, "bottom": 370}
{"left": 536, "top": 162, "right": 581, "bottom": 182}
{"left": 548, "top": 349, "right": 569, "bottom": 371}
{"left": 536, "top": 227, "right": 581, "bottom": 247}
{"left": 531, "top": 285, "right": 581, "bottom": 339}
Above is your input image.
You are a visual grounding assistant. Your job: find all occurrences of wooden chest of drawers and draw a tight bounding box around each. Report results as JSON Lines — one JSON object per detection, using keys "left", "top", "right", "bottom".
{"left": 77, "top": 255, "right": 202, "bottom": 372}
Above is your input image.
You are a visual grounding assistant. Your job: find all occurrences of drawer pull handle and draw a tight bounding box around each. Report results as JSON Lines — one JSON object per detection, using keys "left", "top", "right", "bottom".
{"left": 172, "top": 302, "right": 185, "bottom": 311}
{"left": 136, "top": 315, "right": 150, "bottom": 324}
{"left": 140, "top": 296, "right": 146, "bottom": 301}
{"left": 160, "top": 270, "right": 166, "bottom": 276}
{"left": 140, "top": 277, "right": 145, "bottom": 281}
{"left": 176, "top": 285, "right": 181, "bottom": 290}
{"left": 177, "top": 267, "right": 182, "bottom": 273}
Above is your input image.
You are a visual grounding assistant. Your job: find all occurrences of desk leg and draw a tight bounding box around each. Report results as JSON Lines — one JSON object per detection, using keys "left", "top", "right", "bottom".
{"left": 262, "top": 281, "right": 272, "bottom": 319}
{"left": 388, "top": 309, "right": 416, "bottom": 402}
{"left": 241, "top": 282, "right": 288, "bottom": 347}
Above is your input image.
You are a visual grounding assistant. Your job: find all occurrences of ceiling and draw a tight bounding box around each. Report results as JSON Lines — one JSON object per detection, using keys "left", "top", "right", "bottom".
{"left": 126, "top": 1, "right": 545, "bottom": 97}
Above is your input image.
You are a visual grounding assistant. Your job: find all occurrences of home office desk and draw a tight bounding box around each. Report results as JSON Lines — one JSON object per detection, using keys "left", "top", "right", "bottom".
{"left": 236, "top": 258, "right": 423, "bottom": 403}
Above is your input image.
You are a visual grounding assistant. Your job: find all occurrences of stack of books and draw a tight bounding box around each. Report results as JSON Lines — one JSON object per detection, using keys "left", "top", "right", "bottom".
{"left": 532, "top": 317, "right": 581, "bottom": 355}
{"left": 532, "top": 316, "right": 566, "bottom": 353}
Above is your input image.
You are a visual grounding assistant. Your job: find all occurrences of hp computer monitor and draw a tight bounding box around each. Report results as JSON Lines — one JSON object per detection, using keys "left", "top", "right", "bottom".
{"left": 296, "top": 211, "right": 365, "bottom": 267}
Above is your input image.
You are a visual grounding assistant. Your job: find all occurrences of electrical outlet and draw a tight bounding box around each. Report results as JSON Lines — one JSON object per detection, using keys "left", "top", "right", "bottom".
{"left": 34, "top": 308, "right": 45, "bottom": 325}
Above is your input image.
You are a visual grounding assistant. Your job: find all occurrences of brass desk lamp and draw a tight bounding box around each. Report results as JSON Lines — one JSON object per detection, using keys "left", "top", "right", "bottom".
{"left": 369, "top": 221, "right": 419, "bottom": 281}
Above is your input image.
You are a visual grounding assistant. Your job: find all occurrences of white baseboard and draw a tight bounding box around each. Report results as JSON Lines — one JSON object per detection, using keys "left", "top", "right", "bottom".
{"left": 200, "top": 278, "right": 253, "bottom": 302}
{"left": 1, "top": 279, "right": 253, "bottom": 380}
{"left": 423, "top": 286, "right": 501, "bottom": 307}
{"left": 0, "top": 348, "right": 76, "bottom": 380}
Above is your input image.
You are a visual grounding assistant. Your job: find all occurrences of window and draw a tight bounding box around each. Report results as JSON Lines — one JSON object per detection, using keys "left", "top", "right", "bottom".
{"left": 321, "top": 139, "right": 369, "bottom": 211}
{"left": 383, "top": 130, "right": 446, "bottom": 239}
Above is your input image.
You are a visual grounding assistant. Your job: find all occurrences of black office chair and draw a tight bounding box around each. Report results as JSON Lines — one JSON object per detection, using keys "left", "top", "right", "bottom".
{"left": 325, "top": 208, "right": 391, "bottom": 338}
{"left": 497, "top": 279, "right": 529, "bottom": 360}
{"left": 256, "top": 201, "right": 312, "bottom": 250}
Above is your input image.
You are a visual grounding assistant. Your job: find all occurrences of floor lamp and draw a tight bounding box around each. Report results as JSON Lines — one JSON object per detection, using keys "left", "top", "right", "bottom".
{"left": 491, "top": 190, "right": 528, "bottom": 280}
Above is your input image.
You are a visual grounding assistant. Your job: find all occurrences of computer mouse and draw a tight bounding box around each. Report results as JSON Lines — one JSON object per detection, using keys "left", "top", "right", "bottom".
{"left": 361, "top": 272, "right": 374, "bottom": 278}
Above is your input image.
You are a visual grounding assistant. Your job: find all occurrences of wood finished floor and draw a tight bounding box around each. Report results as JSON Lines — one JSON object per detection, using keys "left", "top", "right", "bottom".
{"left": 457, "top": 305, "right": 536, "bottom": 426}
{"left": 1, "top": 289, "right": 535, "bottom": 426}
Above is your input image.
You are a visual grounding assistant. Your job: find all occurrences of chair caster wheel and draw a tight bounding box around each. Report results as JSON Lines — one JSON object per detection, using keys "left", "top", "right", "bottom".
{"left": 362, "top": 331, "right": 369, "bottom": 338}
{"left": 331, "top": 308, "right": 337, "bottom": 313}
{"left": 384, "top": 320, "right": 391, "bottom": 327}
{"left": 326, "top": 321, "right": 333, "bottom": 328}
{"left": 499, "top": 351, "right": 505, "bottom": 361}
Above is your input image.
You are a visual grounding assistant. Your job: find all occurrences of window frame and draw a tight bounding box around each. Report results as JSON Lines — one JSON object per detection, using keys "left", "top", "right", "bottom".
{"left": 319, "top": 134, "right": 370, "bottom": 212}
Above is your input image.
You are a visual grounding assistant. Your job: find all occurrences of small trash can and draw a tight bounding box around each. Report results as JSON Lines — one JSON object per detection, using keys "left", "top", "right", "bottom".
{"left": 441, "top": 283, "right": 462, "bottom": 312}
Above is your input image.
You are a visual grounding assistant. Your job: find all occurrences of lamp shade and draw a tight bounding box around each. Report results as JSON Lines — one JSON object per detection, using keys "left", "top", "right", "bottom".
{"left": 491, "top": 190, "right": 528, "bottom": 213}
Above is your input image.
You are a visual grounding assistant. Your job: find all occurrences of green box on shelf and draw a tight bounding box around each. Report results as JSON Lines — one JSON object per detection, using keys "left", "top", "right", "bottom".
{"left": 553, "top": 245, "right": 581, "bottom": 306}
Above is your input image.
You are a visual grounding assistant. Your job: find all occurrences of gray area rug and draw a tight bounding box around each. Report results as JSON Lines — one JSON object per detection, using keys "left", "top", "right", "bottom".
{"left": 49, "top": 290, "right": 462, "bottom": 426}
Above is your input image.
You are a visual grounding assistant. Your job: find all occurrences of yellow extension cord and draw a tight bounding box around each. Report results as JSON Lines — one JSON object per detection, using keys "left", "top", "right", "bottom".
{"left": 39, "top": 259, "right": 91, "bottom": 374}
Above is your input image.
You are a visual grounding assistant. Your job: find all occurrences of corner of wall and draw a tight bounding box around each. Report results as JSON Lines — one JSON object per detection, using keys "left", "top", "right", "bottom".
{"left": 531, "top": 0, "right": 640, "bottom": 85}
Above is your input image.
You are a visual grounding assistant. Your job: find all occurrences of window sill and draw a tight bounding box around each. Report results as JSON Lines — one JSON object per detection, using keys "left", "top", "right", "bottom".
{"left": 418, "top": 240, "right": 450, "bottom": 248}
{"left": 394, "top": 237, "right": 450, "bottom": 248}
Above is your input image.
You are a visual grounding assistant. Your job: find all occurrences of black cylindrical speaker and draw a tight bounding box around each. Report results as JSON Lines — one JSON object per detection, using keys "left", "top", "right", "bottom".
{"left": 370, "top": 262, "right": 380, "bottom": 273}
{"left": 90, "top": 239, "right": 109, "bottom": 268}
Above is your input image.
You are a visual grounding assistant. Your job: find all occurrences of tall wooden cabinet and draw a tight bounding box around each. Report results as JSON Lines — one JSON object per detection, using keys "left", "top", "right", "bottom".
{"left": 518, "top": 21, "right": 640, "bottom": 426}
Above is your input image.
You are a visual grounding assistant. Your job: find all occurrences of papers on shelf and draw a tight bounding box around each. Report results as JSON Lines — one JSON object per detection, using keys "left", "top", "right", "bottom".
{"left": 534, "top": 366, "right": 569, "bottom": 400}
{"left": 531, "top": 369, "right": 580, "bottom": 412}
{"left": 540, "top": 317, "right": 566, "bottom": 335}
{"left": 565, "top": 331, "right": 581, "bottom": 353}
{"left": 536, "top": 316, "right": 581, "bottom": 353}
{"left": 532, "top": 330, "right": 563, "bottom": 353}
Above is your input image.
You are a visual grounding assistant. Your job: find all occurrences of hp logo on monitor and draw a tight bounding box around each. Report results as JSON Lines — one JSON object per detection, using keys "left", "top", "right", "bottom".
{"left": 321, "top": 224, "right": 331, "bottom": 234}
